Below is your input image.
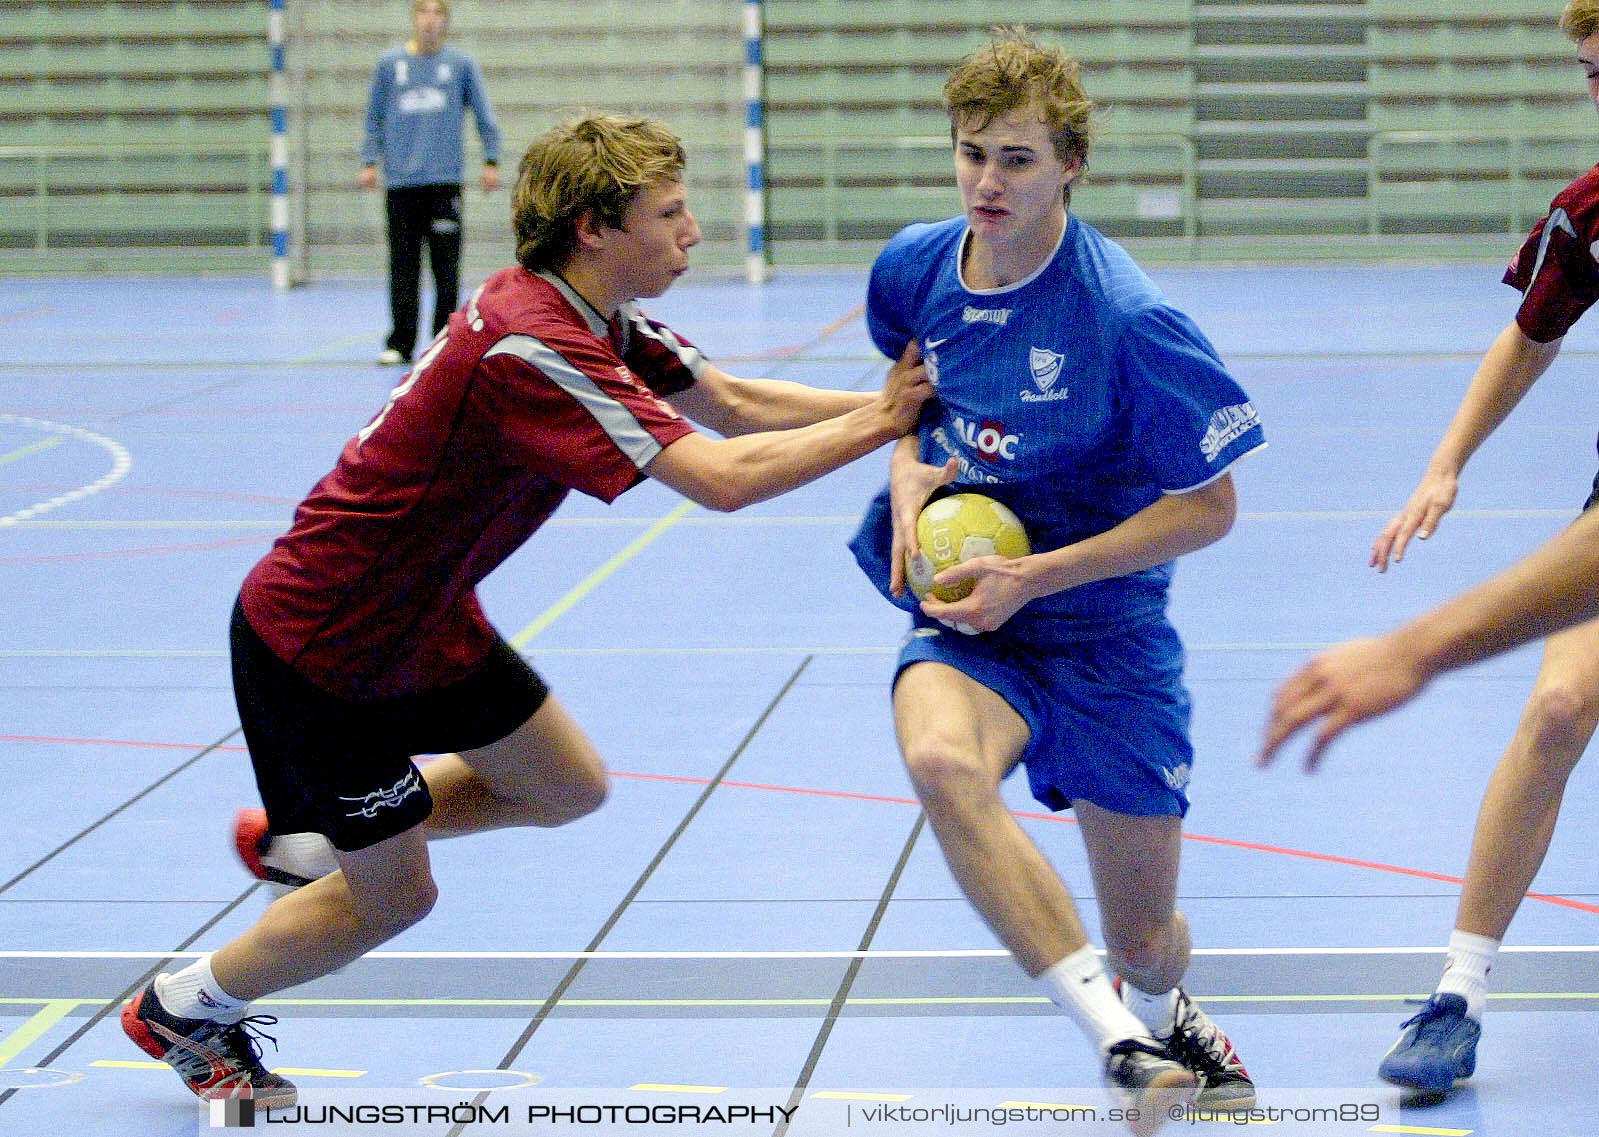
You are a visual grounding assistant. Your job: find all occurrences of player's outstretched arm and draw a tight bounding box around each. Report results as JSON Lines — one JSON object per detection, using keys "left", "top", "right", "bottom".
{"left": 1264, "top": 506, "right": 1599, "bottom": 769}
{"left": 1257, "top": 635, "right": 1431, "bottom": 771}
{"left": 644, "top": 353, "right": 932, "bottom": 511}
{"left": 671, "top": 341, "right": 925, "bottom": 437}
{"left": 1371, "top": 324, "right": 1562, "bottom": 572}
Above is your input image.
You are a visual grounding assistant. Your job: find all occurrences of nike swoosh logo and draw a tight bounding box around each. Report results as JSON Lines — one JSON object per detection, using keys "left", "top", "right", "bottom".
{"left": 925, "top": 337, "right": 948, "bottom": 350}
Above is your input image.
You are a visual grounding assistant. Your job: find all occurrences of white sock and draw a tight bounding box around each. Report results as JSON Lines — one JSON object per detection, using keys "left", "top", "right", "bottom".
{"left": 1120, "top": 982, "right": 1179, "bottom": 1038}
{"left": 1037, "top": 945, "right": 1156, "bottom": 1053}
{"left": 1435, "top": 930, "right": 1499, "bottom": 1021}
{"left": 154, "top": 957, "right": 250, "bottom": 1024}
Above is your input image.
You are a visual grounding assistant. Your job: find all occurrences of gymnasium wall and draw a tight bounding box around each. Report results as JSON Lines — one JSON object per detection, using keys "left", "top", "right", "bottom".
{"left": 0, "top": 0, "right": 1591, "bottom": 275}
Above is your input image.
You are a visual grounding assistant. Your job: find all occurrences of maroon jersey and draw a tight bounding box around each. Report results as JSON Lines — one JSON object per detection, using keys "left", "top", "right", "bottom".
{"left": 241, "top": 267, "right": 700, "bottom": 698}
{"left": 1504, "top": 163, "right": 1599, "bottom": 343}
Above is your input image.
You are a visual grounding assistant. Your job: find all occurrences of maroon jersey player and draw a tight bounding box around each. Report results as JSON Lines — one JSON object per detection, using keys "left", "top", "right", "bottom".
{"left": 120, "top": 113, "right": 931, "bottom": 1109}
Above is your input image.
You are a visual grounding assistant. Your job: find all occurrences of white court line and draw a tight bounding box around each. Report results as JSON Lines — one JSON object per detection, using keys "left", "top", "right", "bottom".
{"left": 0, "top": 946, "right": 1594, "bottom": 960}
{"left": 0, "top": 414, "right": 131, "bottom": 527}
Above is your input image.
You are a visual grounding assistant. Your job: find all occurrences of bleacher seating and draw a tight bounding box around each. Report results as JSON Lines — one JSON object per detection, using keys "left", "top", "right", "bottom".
{"left": 763, "top": 2, "right": 1197, "bottom": 252}
{"left": 1366, "top": 2, "right": 1591, "bottom": 237}
{"left": 0, "top": 0, "right": 270, "bottom": 264}
{"left": 283, "top": 0, "right": 746, "bottom": 278}
{"left": 1, "top": 1, "right": 1595, "bottom": 270}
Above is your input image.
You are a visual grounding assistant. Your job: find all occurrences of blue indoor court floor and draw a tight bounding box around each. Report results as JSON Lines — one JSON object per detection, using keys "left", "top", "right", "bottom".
{"left": 1, "top": 262, "right": 1597, "bottom": 1136}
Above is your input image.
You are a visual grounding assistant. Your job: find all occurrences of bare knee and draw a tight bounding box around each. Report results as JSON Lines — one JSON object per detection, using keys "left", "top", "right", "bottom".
{"left": 1521, "top": 678, "right": 1599, "bottom": 754}
{"left": 354, "top": 877, "right": 439, "bottom": 940}
{"left": 502, "top": 763, "right": 609, "bottom": 828}
{"left": 902, "top": 734, "right": 998, "bottom": 813}
{"left": 1105, "top": 917, "right": 1189, "bottom": 993}
{"left": 544, "top": 765, "right": 609, "bottom": 825}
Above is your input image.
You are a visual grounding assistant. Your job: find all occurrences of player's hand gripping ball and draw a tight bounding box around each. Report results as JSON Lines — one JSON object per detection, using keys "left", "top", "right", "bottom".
{"left": 906, "top": 492, "right": 1031, "bottom": 604}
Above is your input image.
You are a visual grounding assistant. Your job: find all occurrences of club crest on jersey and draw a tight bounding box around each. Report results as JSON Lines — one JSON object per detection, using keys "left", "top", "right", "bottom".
{"left": 1021, "top": 347, "right": 1071, "bottom": 403}
{"left": 1029, "top": 347, "right": 1063, "bottom": 390}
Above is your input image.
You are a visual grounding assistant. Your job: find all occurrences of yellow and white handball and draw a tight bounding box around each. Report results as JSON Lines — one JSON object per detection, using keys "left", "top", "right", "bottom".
{"left": 906, "top": 492, "right": 1031, "bottom": 604}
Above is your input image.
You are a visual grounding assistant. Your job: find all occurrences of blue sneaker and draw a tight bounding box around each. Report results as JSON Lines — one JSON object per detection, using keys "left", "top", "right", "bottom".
{"left": 1378, "top": 994, "right": 1480, "bottom": 1093}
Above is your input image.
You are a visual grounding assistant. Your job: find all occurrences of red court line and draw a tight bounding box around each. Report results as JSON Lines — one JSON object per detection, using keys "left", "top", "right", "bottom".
{"left": 722, "top": 302, "right": 866, "bottom": 362}
{"left": 6, "top": 732, "right": 1595, "bottom": 916}
{"left": 0, "top": 535, "right": 272, "bottom": 566}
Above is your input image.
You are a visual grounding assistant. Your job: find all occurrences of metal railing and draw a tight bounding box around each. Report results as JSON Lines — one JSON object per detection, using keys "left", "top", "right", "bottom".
{"left": 0, "top": 142, "right": 271, "bottom": 252}
{"left": 1368, "top": 129, "right": 1592, "bottom": 237}
{"left": 765, "top": 131, "right": 1199, "bottom": 247}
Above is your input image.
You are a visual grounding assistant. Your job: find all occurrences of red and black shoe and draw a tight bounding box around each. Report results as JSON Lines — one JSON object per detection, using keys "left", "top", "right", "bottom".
{"left": 121, "top": 978, "right": 296, "bottom": 1108}
{"left": 234, "top": 809, "right": 335, "bottom": 892}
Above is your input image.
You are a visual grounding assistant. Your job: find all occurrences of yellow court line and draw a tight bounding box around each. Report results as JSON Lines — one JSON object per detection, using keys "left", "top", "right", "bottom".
{"left": 631, "top": 1084, "right": 727, "bottom": 1094}
{"left": 91, "top": 1059, "right": 365, "bottom": 1078}
{"left": 0, "top": 435, "right": 64, "bottom": 467}
{"left": 510, "top": 499, "right": 696, "bottom": 647}
{"left": 290, "top": 331, "right": 387, "bottom": 365}
{"left": 1370, "top": 1126, "right": 1473, "bottom": 1136}
{"left": 0, "top": 998, "right": 79, "bottom": 1069}
{"left": 812, "top": 1091, "right": 913, "bottom": 1103}
{"left": 91, "top": 1060, "right": 168, "bottom": 1070}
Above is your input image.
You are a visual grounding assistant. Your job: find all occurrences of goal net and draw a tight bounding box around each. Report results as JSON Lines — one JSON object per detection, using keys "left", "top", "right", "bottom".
{"left": 279, "top": 0, "right": 750, "bottom": 283}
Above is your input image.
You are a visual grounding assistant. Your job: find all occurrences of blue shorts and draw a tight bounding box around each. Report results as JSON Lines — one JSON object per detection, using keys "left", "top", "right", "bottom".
{"left": 894, "top": 615, "right": 1193, "bottom": 817}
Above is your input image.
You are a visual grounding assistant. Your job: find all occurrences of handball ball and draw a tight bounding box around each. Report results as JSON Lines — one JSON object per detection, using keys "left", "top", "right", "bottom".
{"left": 906, "top": 492, "right": 1031, "bottom": 603}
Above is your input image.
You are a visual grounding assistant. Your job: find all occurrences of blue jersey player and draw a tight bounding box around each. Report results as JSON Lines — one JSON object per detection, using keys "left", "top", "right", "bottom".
{"left": 848, "top": 28, "right": 1264, "bottom": 1134}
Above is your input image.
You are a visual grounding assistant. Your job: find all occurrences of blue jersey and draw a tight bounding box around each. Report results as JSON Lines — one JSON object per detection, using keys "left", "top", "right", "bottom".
{"left": 850, "top": 214, "right": 1265, "bottom": 637}
{"left": 362, "top": 45, "right": 501, "bottom": 188}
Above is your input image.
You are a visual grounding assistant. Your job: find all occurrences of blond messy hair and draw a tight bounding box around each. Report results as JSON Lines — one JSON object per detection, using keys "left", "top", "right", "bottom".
{"left": 942, "top": 25, "right": 1097, "bottom": 189}
{"left": 512, "top": 113, "right": 687, "bottom": 271}
{"left": 1562, "top": 1, "right": 1599, "bottom": 40}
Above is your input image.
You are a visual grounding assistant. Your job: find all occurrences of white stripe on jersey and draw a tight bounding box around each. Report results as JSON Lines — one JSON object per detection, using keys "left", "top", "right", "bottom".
{"left": 484, "top": 334, "right": 665, "bottom": 469}
{"left": 620, "top": 301, "right": 708, "bottom": 380}
{"left": 1521, "top": 207, "right": 1578, "bottom": 300}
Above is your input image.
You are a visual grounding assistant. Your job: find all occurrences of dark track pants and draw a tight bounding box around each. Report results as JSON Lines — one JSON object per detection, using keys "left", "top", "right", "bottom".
{"left": 384, "top": 183, "right": 463, "bottom": 360}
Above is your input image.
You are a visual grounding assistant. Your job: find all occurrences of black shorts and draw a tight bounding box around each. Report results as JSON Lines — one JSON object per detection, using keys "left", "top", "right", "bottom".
{"left": 229, "top": 598, "right": 549, "bottom": 852}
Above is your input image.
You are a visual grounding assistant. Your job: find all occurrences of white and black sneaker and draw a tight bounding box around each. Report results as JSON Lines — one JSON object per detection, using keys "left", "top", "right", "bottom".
{"left": 1162, "top": 989, "right": 1255, "bottom": 1110}
{"left": 1104, "top": 1037, "right": 1196, "bottom": 1137}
